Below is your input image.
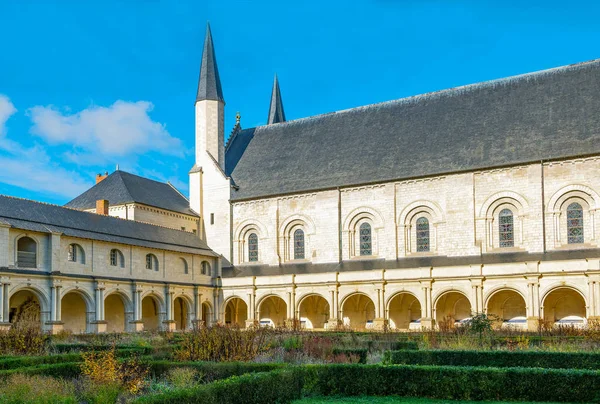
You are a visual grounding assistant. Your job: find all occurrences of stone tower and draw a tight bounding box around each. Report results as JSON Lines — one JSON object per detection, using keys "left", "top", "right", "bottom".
{"left": 190, "top": 23, "right": 231, "bottom": 264}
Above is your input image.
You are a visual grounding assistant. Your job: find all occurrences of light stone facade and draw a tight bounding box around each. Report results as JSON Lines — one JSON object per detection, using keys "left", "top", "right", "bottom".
{"left": 2, "top": 27, "right": 600, "bottom": 334}
{"left": 0, "top": 224, "right": 217, "bottom": 333}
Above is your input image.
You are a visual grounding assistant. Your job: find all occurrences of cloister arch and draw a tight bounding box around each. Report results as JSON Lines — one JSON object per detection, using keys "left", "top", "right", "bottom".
{"left": 387, "top": 292, "right": 422, "bottom": 330}
{"left": 298, "top": 294, "right": 329, "bottom": 329}
{"left": 434, "top": 290, "right": 472, "bottom": 326}
{"left": 9, "top": 287, "right": 46, "bottom": 329}
{"left": 61, "top": 289, "right": 93, "bottom": 333}
{"left": 340, "top": 293, "right": 375, "bottom": 329}
{"left": 224, "top": 297, "right": 248, "bottom": 327}
{"left": 141, "top": 294, "right": 163, "bottom": 331}
{"left": 485, "top": 288, "right": 526, "bottom": 327}
{"left": 542, "top": 286, "right": 587, "bottom": 324}
{"left": 257, "top": 295, "right": 287, "bottom": 327}
{"left": 173, "top": 296, "right": 192, "bottom": 331}
{"left": 201, "top": 301, "right": 213, "bottom": 325}
{"left": 104, "top": 292, "right": 129, "bottom": 333}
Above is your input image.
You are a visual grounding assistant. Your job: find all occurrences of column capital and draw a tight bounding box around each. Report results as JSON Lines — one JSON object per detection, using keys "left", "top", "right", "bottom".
{"left": 0, "top": 276, "right": 10, "bottom": 285}
{"left": 51, "top": 278, "right": 63, "bottom": 288}
{"left": 94, "top": 281, "right": 106, "bottom": 291}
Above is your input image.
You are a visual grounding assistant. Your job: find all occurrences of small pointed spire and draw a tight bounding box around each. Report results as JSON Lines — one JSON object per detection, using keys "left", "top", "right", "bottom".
{"left": 235, "top": 112, "right": 241, "bottom": 125}
{"left": 196, "top": 23, "right": 225, "bottom": 103}
{"left": 267, "top": 74, "right": 286, "bottom": 125}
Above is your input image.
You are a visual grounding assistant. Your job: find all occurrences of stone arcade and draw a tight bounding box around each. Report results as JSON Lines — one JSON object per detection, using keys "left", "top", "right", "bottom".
{"left": 1, "top": 24, "right": 600, "bottom": 333}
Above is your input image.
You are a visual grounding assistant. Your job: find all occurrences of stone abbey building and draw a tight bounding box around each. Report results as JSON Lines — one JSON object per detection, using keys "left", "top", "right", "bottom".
{"left": 1, "top": 24, "right": 600, "bottom": 333}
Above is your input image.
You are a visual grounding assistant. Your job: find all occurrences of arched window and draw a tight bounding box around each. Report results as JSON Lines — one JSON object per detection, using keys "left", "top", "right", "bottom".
{"left": 146, "top": 254, "right": 159, "bottom": 271}
{"left": 201, "top": 261, "right": 211, "bottom": 276}
{"left": 567, "top": 202, "right": 584, "bottom": 244}
{"left": 248, "top": 233, "right": 258, "bottom": 262}
{"left": 359, "top": 223, "right": 372, "bottom": 256}
{"left": 416, "top": 217, "right": 430, "bottom": 252}
{"left": 294, "top": 229, "right": 305, "bottom": 260}
{"left": 110, "top": 249, "right": 125, "bottom": 268}
{"left": 180, "top": 258, "right": 188, "bottom": 274}
{"left": 498, "top": 209, "right": 514, "bottom": 248}
{"left": 68, "top": 244, "right": 85, "bottom": 264}
{"left": 17, "top": 236, "right": 37, "bottom": 268}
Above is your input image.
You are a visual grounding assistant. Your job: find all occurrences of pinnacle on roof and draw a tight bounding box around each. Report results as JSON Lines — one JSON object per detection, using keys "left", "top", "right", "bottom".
{"left": 267, "top": 74, "right": 286, "bottom": 124}
{"left": 196, "top": 23, "right": 225, "bottom": 103}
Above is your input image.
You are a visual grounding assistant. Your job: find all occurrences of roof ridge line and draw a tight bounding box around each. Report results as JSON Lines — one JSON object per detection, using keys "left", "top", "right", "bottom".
{"left": 0, "top": 194, "right": 196, "bottom": 235}
{"left": 251, "top": 57, "right": 600, "bottom": 131}
{"left": 114, "top": 170, "right": 135, "bottom": 203}
{"left": 166, "top": 182, "right": 190, "bottom": 203}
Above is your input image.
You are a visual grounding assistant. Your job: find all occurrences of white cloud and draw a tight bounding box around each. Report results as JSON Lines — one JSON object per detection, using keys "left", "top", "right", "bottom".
{"left": 0, "top": 94, "right": 17, "bottom": 136}
{"left": 0, "top": 94, "right": 90, "bottom": 199}
{"left": 0, "top": 145, "right": 90, "bottom": 198}
{"left": 28, "top": 100, "right": 184, "bottom": 163}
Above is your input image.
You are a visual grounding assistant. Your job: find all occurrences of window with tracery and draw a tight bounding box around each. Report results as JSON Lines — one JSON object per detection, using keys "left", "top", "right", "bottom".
{"left": 294, "top": 229, "right": 305, "bottom": 260}
{"left": 359, "top": 222, "right": 372, "bottom": 256}
{"left": 567, "top": 202, "right": 584, "bottom": 244}
{"left": 248, "top": 233, "right": 258, "bottom": 262}
{"left": 416, "top": 217, "right": 430, "bottom": 252}
{"left": 499, "top": 209, "right": 514, "bottom": 248}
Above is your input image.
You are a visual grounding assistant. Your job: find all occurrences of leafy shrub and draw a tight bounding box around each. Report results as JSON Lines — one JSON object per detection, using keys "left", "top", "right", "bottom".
{"left": 166, "top": 367, "right": 201, "bottom": 388}
{"left": 383, "top": 349, "right": 600, "bottom": 370}
{"left": 148, "top": 361, "right": 284, "bottom": 383}
{"left": 392, "top": 341, "right": 419, "bottom": 350}
{"left": 0, "top": 373, "right": 76, "bottom": 403}
{"left": 81, "top": 346, "right": 149, "bottom": 394}
{"left": 331, "top": 349, "right": 368, "bottom": 364}
{"left": 0, "top": 326, "right": 48, "bottom": 355}
{"left": 174, "top": 325, "right": 271, "bottom": 362}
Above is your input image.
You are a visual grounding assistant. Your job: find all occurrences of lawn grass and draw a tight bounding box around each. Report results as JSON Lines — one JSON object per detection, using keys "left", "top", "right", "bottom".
{"left": 292, "top": 397, "right": 562, "bottom": 404}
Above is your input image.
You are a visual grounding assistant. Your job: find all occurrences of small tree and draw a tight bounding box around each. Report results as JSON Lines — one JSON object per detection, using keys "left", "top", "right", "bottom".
{"left": 465, "top": 312, "right": 498, "bottom": 346}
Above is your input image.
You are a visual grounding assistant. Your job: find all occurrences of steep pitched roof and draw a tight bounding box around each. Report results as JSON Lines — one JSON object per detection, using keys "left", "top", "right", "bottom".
{"left": 196, "top": 23, "right": 224, "bottom": 103}
{"left": 267, "top": 75, "right": 286, "bottom": 124}
{"left": 229, "top": 58, "right": 600, "bottom": 201}
{"left": 65, "top": 170, "right": 197, "bottom": 216}
{"left": 0, "top": 195, "right": 215, "bottom": 255}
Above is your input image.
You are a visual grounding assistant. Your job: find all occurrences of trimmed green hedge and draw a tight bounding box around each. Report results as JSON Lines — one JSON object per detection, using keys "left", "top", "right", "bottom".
{"left": 147, "top": 361, "right": 285, "bottom": 382}
{"left": 0, "top": 348, "right": 153, "bottom": 370}
{"left": 0, "top": 359, "right": 284, "bottom": 383}
{"left": 134, "top": 369, "right": 303, "bottom": 404}
{"left": 135, "top": 364, "right": 600, "bottom": 403}
{"left": 304, "top": 364, "right": 600, "bottom": 402}
{"left": 383, "top": 349, "right": 600, "bottom": 369}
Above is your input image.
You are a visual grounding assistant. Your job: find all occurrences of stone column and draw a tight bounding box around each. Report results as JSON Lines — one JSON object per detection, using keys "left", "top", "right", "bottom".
{"left": 326, "top": 288, "right": 340, "bottom": 329}
{"left": 526, "top": 277, "right": 541, "bottom": 331}
{"left": 163, "top": 286, "right": 176, "bottom": 332}
{"left": 91, "top": 282, "right": 107, "bottom": 333}
{"left": 46, "top": 279, "right": 63, "bottom": 334}
{"left": 194, "top": 288, "right": 203, "bottom": 327}
{"left": 0, "top": 279, "right": 10, "bottom": 330}
{"left": 420, "top": 281, "right": 433, "bottom": 329}
{"left": 372, "top": 286, "right": 387, "bottom": 330}
{"left": 130, "top": 284, "right": 143, "bottom": 332}
{"left": 245, "top": 288, "right": 256, "bottom": 328}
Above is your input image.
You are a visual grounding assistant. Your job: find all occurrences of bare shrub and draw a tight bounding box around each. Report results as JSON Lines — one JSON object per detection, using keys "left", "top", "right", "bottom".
{"left": 174, "top": 325, "right": 271, "bottom": 362}
{"left": 0, "top": 326, "right": 48, "bottom": 355}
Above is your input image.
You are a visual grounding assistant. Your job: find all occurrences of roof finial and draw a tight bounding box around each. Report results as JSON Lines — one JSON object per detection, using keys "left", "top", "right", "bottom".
{"left": 267, "top": 74, "right": 286, "bottom": 125}
{"left": 235, "top": 111, "right": 241, "bottom": 125}
{"left": 196, "top": 22, "right": 225, "bottom": 103}
{"left": 116, "top": 164, "right": 119, "bottom": 171}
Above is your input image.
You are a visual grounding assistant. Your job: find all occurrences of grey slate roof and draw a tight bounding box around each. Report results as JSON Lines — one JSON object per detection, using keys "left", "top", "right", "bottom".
{"left": 196, "top": 23, "right": 224, "bottom": 103}
{"left": 0, "top": 195, "right": 216, "bottom": 256}
{"left": 225, "top": 127, "right": 256, "bottom": 177}
{"left": 229, "top": 58, "right": 600, "bottom": 201}
{"left": 267, "top": 75, "right": 286, "bottom": 125}
{"left": 65, "top": 170, "right": 197, "bottom": 216}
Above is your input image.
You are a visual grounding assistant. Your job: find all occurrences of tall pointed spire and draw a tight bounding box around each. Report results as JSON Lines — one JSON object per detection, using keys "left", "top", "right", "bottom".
{"left": 267, "top": 74, "right": 286, "bottom": 125}
{"left": 196, "top": 23, "right": 224, "bottom": 103}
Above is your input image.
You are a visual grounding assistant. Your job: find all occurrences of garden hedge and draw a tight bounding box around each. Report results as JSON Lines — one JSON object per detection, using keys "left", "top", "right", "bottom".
{"left": 134, "top": 369, "right": 303, "bottom": 404}
{"left": 147, "top": 361, "right": 285, "bottom": 382}
{"left": 134, "top": 364, "right": 600, "bottom": 403}
{"left": 383, "top": 349, "right": 600, "bottom": 369}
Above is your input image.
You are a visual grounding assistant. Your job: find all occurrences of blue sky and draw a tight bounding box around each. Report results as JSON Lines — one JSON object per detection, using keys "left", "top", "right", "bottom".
{"left": 1, "top": 1, "right": 600, "bottom": 205}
